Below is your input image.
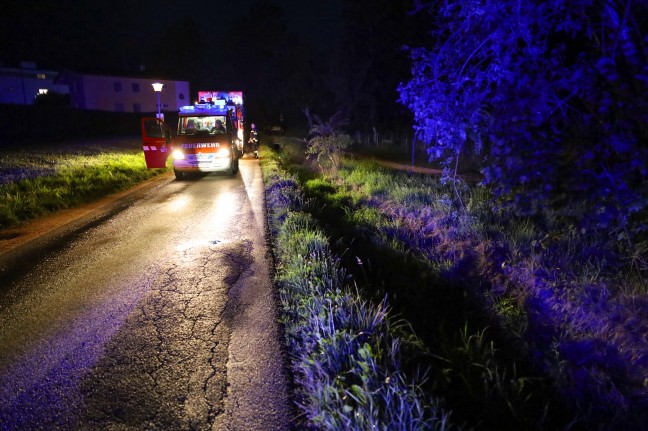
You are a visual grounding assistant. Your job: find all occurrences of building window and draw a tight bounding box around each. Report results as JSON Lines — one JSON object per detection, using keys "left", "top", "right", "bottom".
{"left": 132, "top": 83, "right": 140, "bottom": 92}
{"left": 115, "top": 103, "right": 124, "bottom": 112}
{"left": 38, "top": 89, "right": 48, "bottom": 95}
{"left": 114, "top": 82, "right": 122, "bottom": 92}
{"left": 37, "top": 73, "right": 46, "bottom": 79}
{"left": 133, "top": 103, "right": 141, "bottom": 112}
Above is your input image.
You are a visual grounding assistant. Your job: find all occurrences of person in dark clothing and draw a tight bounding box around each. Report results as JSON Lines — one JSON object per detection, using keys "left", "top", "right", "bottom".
{"left": 249, "top": 123, "right": 259, "bottom": 158}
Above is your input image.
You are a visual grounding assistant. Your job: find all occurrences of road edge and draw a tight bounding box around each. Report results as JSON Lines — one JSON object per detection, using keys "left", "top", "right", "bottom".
{"left": 0, "top": 172, "right": 174, "bottom": 274}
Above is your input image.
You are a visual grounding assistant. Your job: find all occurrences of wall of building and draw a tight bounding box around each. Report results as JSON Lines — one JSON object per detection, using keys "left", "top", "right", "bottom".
{"left": 1, "top": 63, "right": 190, "bottom": 114}
{"left": 75, "top": 75, "right": 189, "bottom": 113}
{"left": 0, "top": 63, "right": 69, "bottom": 105}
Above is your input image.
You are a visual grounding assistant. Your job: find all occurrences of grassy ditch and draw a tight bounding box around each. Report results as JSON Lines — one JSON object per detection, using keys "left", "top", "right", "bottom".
{"left": 325, "top": 159, "right": 648, "bottom": 429}
{"left": 301, "top": 165, "right": 569, "bottom": 430}
{"left": 0, "top": 137, "right": 169, "bottom": 229}
{"left": 261, "top": 143, "right": 453, "bottom": 430}
{"left": 265, "top": 136, "right": 648, "bottom": 430}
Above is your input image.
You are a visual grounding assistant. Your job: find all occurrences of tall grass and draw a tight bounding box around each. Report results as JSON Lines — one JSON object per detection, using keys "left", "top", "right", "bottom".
{"left": 308, "top": 149, "right": 648, "bottom": 429}
{"left": 301, "top": 164, "right": 563, "bottom": 429}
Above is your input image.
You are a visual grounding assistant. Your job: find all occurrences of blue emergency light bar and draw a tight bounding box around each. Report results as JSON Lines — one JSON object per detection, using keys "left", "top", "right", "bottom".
{"left": 179, "top": 102, "right": 229, "bottom": 115}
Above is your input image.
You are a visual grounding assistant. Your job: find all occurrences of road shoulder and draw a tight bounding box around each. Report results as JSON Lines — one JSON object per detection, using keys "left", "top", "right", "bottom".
{"left": 0, "top": 173, "right": 173, "bottom": 266}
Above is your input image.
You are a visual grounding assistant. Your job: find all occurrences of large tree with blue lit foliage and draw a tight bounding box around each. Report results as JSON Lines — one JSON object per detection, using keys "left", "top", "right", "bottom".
{"left": 399, "top": 0, "right": 647, "bottom": 244}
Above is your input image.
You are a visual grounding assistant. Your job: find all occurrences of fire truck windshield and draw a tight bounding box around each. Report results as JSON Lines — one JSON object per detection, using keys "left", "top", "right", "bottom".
{"left": 179, "top": 116, "right": 228, "bottom": 135}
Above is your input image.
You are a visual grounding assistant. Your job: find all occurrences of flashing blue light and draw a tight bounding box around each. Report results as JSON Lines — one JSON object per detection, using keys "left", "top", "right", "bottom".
{"left": 179, "top": 104, "right": 229, "bottom": 115}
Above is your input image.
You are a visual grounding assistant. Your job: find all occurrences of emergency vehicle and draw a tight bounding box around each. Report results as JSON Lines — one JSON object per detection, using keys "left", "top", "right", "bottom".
{"left": 198, "top": 91, "right": 245, "bottom": 153}
{"left": 141, "top": 91, "right": 244, "bottom": 180}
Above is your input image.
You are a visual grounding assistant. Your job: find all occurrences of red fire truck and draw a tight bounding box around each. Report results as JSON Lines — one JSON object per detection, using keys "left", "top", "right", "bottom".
{"left": 141, "top": 91, "right": 244, "bottom": 180}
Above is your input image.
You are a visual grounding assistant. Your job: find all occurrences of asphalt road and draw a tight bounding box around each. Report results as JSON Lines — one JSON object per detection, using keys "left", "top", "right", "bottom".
{"left": 0, "top": 158, "right": 291, "bottom": 430}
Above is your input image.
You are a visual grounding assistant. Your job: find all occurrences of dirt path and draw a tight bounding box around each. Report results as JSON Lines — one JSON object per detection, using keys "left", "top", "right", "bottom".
{"left": 349, "top": 152, "right": 484, "bottom": 182}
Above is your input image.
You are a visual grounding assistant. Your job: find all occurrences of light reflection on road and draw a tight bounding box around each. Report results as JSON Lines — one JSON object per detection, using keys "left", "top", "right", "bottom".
{"left": 211, "top": 190, "right": 238, "bottom": 222}
{"left": 168, "top": 194, "right": 190, "bottom": 212}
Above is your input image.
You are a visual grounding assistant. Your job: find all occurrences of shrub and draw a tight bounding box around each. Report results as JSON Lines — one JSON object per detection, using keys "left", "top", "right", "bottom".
{"left": 399, "top": 0, "right": 648, "bottom": 252}
{"left": 306, "top": 133, "right": 353, "bottom": 176}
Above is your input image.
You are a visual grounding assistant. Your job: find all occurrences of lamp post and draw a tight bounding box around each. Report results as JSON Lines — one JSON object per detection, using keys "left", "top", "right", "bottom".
{"left": 152, "top": 82, "right": 164, "bottom": 120}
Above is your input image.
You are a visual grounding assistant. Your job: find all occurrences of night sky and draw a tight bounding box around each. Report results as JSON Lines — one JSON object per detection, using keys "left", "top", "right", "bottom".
{"left": 1, "top": 0, "right": 422, "bottom": 129}
{"left": 1, "top": 0, "right": 351, "bottom": 125}
{"left": 0, "top": 0, "right": 341, "bottom": 74}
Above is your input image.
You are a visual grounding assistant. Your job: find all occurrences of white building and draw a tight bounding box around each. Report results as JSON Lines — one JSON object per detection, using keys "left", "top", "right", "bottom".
{"left": 0, "top": 61, "right": 69, "bottom": 105}
{"left": 55, "top": 70, "right": 190, "bottom": 113}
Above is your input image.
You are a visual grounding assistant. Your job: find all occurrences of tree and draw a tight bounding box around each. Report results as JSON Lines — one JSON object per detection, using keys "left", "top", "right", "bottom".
{"left": 399, "top": 0, "right": 647, "bottom": 241}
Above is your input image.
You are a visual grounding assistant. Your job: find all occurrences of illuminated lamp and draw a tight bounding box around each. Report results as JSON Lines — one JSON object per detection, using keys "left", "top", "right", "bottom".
{"left": 152, "top": 82, "right": 164, "bottom": 120}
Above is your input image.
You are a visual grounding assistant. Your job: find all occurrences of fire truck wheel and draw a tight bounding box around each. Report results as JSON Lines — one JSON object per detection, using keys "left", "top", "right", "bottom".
{"left": 174, "top": 169, "right": 184, "bottom": 180}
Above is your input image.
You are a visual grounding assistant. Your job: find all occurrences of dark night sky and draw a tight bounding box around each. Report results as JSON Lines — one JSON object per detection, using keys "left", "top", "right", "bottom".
{"left": 0, "top": 0, "right": 342, "bottom": 73}
{"left": 1, "top": 0, "right": 419, "bottom": 128}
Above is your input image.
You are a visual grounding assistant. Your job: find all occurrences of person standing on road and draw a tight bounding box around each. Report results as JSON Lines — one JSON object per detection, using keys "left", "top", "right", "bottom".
{"left": 249, "top": 123, "right": 259, "bottom": 159}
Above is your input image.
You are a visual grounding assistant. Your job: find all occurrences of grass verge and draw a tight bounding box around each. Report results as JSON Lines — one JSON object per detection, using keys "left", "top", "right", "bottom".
{"left": 261, "top": 141, "right": 453, "bottom": 430}
{"left": 0, "top": 137, "right": 169, "bottom": 229}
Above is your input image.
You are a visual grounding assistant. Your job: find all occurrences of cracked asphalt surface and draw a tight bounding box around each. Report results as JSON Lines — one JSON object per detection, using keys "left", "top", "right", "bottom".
{"left": 0, "top": 158, "right": 291, "bottom": 430}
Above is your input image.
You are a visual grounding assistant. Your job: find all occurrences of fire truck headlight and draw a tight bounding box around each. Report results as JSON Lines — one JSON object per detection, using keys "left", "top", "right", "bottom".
{"left": 215, "top": 147, "right": 230, "bottom": 158}
{"left": 173, "top": 149, "right": 185, "bottom": 160}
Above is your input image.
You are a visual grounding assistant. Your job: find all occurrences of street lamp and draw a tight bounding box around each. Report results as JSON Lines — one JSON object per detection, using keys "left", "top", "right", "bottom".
{"left": 152, "top": 82, "right": 164, "bottom": 120}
